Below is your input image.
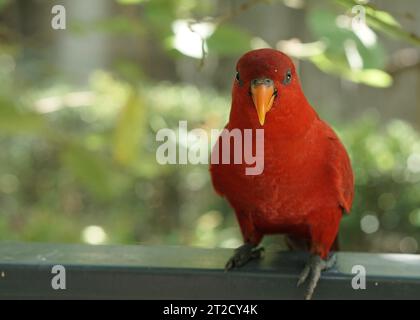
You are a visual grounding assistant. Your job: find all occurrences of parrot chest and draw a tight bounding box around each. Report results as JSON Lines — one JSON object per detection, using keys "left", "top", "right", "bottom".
{"left": 213, "top": 136, "right": 336, "bottom": 235}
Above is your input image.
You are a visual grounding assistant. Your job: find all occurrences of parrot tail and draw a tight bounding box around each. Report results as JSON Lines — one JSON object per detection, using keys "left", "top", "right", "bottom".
{"left": 331, "top": 235, "right": 340, "bottom": 252}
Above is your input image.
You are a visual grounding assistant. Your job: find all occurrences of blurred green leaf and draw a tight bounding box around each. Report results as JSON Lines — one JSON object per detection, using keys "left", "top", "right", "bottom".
{"left": 207, "top": 24, "right": 251, "bottom": 56}
{"left": 61, "top": 146, "right": 114, "bottom": 200}
{"left": 144, "top": 0, "right": 177, "bottom": 38}
{"left": 334, "top": 0, "right": 420, "bottom": 46}
{"left": 365, "top": 7, "right": 420, "bottom": 45}
{"left": 117, "top": 0, "right": 148, "bottom": 4}
{"left": 69, "top": 17, "right": 145, "bottom": 37}
{"left": 353, "top": 69, "right": 393, "bottom": 88}
{"left": 310, "top": 53, "right": 392, "bottom": 87}
{"left": 308, "top": 9, "right": 386, "bottom": 69}
{"left": 21, "top": 210, "right": 82, "bottom": 242}
{"left": 367, "top": 9, "right": 400, "bottom": 28}
{"left": 0, "top": 0, "right": 10, "bottom": 11}
{"left": 309, "top": 9, "right": 349, "bottom": 50}
{"left": 307, "top": 8, "right": 390, "bottom": 86}
{"left": 113, "top": 92, "right": 146, "bottom": 166}
{"left": 0, "top": 98, "right": 46, "bottom": 134}
{"left": 93, "top": 17, "right": 145, "bottom": 36}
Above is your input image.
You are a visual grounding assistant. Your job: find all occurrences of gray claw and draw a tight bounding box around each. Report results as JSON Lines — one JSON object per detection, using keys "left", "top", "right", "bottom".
{"left": 297, "top": 253, "right": 337, "bottom": 300}
{"left": 225, "top": 243, "right": 264, "bottom": 271}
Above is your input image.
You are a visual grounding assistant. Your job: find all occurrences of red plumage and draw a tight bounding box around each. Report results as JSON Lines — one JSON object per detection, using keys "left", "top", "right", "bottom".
{"left": 210, "top": 49, "right": 354, "bottom": 260}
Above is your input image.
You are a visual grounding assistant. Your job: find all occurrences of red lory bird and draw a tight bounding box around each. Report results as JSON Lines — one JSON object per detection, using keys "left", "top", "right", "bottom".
{"left": 210, "top": 48, "right": 354, "bottom": 300}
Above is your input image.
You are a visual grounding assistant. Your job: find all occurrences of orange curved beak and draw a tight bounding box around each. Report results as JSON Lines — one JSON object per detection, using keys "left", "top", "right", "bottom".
{"left": 251, "top": 81, "right": 276, "bottom": 126}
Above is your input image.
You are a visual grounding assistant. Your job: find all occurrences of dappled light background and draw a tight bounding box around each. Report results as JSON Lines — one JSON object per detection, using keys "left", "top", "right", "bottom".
{"left": 0, "top": 0, "right": 419, "bottom": 253}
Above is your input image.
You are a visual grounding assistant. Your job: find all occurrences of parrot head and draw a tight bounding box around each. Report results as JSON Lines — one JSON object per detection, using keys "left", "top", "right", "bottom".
{"left": 232, "top": 48, "right": 305, "bottom": 127}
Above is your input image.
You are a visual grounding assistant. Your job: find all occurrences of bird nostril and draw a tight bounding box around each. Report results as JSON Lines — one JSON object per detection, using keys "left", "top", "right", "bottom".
{"left": 252, "top": 78, "right": 274, "bottom": 87}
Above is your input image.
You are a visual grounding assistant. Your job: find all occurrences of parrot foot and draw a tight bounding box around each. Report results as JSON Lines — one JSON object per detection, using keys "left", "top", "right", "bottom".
{"left": 225, "top": 243, "right": 264, "bottom": 271}
{"left": 297, "top": 253, "right": 337, "bottom": 300}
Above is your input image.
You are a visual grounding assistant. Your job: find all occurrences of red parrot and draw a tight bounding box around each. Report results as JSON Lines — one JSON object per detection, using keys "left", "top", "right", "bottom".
{"left": 210, "top": 49, "right": 354, "bottom": 300}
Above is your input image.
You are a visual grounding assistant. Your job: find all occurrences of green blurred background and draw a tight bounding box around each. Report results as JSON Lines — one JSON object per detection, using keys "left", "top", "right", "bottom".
{"left": 0, "top": 0, "right": 419, "bottom": 253}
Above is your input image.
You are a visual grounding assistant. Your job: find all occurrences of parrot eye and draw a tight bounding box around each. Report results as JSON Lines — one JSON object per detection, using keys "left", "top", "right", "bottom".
{"left": 283, "top": 69, "right": 292, "bottom": 85}
{"left": 235, "top": 71, "right": 243, "bottom": 86}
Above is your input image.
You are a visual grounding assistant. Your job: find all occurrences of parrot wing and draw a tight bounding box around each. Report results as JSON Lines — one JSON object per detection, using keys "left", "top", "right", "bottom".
{"left": 322, "top": 121, "right": 354, "bottom": 214}
{"left": 209, "top": 132, "right": 227, "bottom": 197}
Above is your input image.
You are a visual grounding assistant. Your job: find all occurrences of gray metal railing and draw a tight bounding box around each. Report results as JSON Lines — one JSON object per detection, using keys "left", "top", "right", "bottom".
{"left": 0, "top": 242, "right": 419, "bottom": 299}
